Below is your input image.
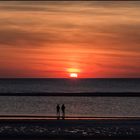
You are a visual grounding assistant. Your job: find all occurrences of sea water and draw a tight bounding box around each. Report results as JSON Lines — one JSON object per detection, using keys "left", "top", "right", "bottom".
{"left": 0, "top": 78, "right": 139, "bottom": 93}
{"left": 0, "top": 96, "right": 140, "bottom": 117}
{"left": 0, "top": 78, "right": 140, "bottom": 117}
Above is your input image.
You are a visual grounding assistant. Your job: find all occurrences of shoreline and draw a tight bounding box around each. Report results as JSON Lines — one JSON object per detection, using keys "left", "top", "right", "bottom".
{"left": 0, "top": 116, "right": 140, "bottom": 120}
{"left": 0, "top": 92, "right": 140, "bottom": 96}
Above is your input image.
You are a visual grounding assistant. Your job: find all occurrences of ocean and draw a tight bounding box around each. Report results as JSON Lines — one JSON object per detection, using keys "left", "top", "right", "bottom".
{"left": 0, "top": 96, "right": 140, "bottom": 117}
{"left": 0, "top": 78, "right": 139, "bottom": 93}
{"left": 0, "top": 78, "right": 140, "bottom": 117}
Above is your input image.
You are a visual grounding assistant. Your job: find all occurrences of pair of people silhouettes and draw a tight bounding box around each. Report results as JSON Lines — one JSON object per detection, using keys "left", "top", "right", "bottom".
{"left": 56, "top": 104, "right": 65, "bottom": 120}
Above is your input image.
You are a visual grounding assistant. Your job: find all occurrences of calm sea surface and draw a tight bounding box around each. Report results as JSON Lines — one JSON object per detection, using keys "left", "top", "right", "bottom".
{"left": 0, "top": 78, "right": 140, "bottom": 117}
{"left": 0, "top": 78, "right": 139, "bottom": 93}
{"left": 0, "top": 96, "right": 140, "bottom": 117}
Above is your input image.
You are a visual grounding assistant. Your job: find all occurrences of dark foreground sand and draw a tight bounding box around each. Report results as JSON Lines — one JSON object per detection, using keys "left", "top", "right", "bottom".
{"left": 0, "top": 117, "right": 140, "bottom": 138}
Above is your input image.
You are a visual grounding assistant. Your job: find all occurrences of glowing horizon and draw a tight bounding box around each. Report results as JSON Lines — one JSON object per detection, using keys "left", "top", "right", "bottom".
{"left": 0, "top": 1, "right": 140, "bottom": 78}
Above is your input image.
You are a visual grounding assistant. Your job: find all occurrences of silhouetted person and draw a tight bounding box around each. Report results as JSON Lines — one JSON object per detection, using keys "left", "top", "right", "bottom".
{"left": 61, "top": 104, "right": 65, "bottom": 119}
{"left": 56, "top": 104, "right": 60, "bottom": 119}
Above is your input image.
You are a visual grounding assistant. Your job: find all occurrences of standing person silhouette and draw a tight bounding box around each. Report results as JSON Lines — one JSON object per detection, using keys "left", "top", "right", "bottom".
{"left": 61, "top": 104, "right": 65, "bottom": 119}
{"left": 56, "top": 104, "right": 60, "bottom": 120}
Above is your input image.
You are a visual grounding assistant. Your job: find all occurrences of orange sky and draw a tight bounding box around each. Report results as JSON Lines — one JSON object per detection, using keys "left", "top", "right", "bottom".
{"left": 0, "top": 1, "right": 140, "bottom": 78}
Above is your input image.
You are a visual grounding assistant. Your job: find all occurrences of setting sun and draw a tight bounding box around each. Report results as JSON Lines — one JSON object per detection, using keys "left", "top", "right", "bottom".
{"left": 70, "top": 73, "right": 78, "bottom": 78}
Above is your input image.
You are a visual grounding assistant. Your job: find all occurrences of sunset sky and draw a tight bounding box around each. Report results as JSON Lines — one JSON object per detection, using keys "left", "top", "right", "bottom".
{"left": 0, "top": 1, "right": 140, "bottom": 78}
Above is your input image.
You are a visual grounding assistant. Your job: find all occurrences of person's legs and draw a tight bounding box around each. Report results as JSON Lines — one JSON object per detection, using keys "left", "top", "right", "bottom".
{"left": 62, "top": 111, "right": 65, "bottom": 119}
{"left": 58, "top": 111, "right": 60, "bottom": 119}
{"left": 57, "top": 111, "right": 60, "bottom": 119}
{"left": 63, "top": 111, "right": 65, "bottom": 119}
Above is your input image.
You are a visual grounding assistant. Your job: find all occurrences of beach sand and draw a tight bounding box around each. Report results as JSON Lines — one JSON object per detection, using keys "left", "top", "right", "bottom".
{"left": 0, "top": 117, "right": 140, "bottom": 138}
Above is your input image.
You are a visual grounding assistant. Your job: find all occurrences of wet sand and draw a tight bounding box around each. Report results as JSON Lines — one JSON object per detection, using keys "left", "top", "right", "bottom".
{"left": 0, "top": 116, "right": 140, "bottom": 138}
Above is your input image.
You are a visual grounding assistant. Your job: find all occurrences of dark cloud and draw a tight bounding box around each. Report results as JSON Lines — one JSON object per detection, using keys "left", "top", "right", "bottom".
{"left": 1, "top": 1, "right": 139, "bottom": 15}
{"left": 0, "top": 5, "right": 47, "bottom": 12}
{"left": 0, "top": 28, "right": 54, "bottom": 47}
{"left": 99, "top": 24, "right": 140, "bottom": 51}
{"left": 85, "top": 1, "right": 140, "bottom": 8}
